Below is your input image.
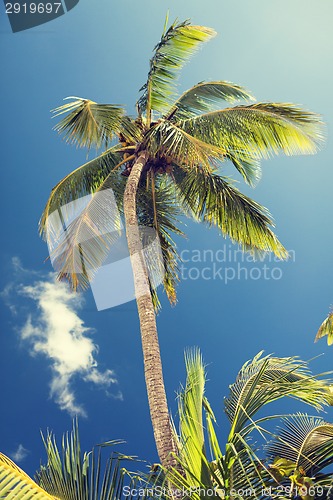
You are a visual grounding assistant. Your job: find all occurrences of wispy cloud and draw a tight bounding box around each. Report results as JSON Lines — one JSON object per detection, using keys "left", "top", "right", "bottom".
{"left": 3, "top": 257, "right": 122, "bottom": 416}
{"left": 10, "top": 444, "right": 29, "bottom": 463}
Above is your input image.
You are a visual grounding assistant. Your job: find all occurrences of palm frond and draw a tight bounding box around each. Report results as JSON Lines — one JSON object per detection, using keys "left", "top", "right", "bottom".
{"left": 165, "top": 349, "right": 217, "bottom": 499}
{"left": 172, "top": 167, "right": 287, "bottom": 258}
{"left": 204, "top": 398, "right": 222, "bottom": 462}
{"left": 39, "top": 146, "right": 125, "bottom": 241}
{"left": 137, "top": 20, "right": 216, "bottom": 116}
{"left": 266, "top": 414, "right": 333, "bottom": 476}
{"left": 43, "top": 169, "right": 126, "bottom": 291}
{"left": 315, "top": 311, "right": 333, "bottom": 346}
{"left": 179, "top": 103, "right": 324, "bottom": 160}
{"left": 176, "top": 349, "right": 212, "bottom": 485}
{"left": 165, "top": 81, "right": 254, "bottom": 120}
{"left": 0, "top": 452, "right": 55, "bottom": 499}
{"left": 225, "top": 352, "right": 331, "bottom": 441}
{"left": 35, "top": 419, "right": 146, "bottom": 500}
{"left": 166, "top": 349, "right": 273, "bottom": 500}
{"left": 52, "top": 97, "right": 125, "bottom": 149}
{"left": 165, "top": 351, "right": 333, "bottom": 500}
{"left": 224, "top": 440, "right": 270, "bottom": 499}
{"left": 144, "top": 120, "right": 225, "bottom": 171}
{"left": 226, "top": 153, "right": 262, "bottom": 187}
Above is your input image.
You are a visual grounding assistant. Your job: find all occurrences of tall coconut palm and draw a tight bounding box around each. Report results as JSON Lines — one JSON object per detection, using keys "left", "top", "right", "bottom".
{"left": 0, "top": 420, "right": 152, "bottom": 500}
{"left": 39, "top": 18, "right": 323, "bottom": 468}
{"left": 165, "top": 349, "right": 333, "bottom": 500}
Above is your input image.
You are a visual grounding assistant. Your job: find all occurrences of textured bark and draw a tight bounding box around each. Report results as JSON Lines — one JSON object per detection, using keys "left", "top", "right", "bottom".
{"left": 123, "top": 151, "right": 178, "bottom": 469}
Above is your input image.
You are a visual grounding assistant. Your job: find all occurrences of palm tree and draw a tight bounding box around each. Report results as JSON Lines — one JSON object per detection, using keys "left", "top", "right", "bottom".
{"left": 0, "top": 420, "right": 152, "bottom": 500}
{"left": 39, "top": 17, "right": 323, "bottom": 468}
{"left": 164, "top": 349, "right": 333, "bottom": 500}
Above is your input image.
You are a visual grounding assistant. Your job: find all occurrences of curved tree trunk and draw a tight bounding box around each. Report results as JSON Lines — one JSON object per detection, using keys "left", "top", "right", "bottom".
{"left": 123, "top": 150, "right": 178, "bottom": 469}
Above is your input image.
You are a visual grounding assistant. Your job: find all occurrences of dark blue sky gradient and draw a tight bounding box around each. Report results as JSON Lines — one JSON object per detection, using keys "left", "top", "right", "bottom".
{"left": 1, "top": 0, "right": 333, "bottom": 478}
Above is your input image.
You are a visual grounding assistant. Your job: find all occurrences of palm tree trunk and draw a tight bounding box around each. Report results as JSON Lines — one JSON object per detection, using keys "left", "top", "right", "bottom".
{"left": 123, "top": 150, "right": 178, "bottom": 469}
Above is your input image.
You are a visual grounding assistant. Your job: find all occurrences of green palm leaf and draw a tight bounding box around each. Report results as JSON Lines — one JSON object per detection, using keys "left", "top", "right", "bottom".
{"left": 165, "top": 350, "right": 333, "bottom": 500}
{"left": 315, "top": 311, "right": 333, "bottom": 345}
{"left": 0, "top": 453, "right": 55, "bottom": 499}
{"left": 137, "top": 20, "right": 216, "bottom": 117}
{"left": 43, "top": 169, "right": 125, "bottom": 291}
{"left": 52, "top": 97, "right": 125, "bottom": 149}
{"left": 145, "top": 120, "right": 225, "bottom": 171}
{"left": 173, "top": 167, "right": 287, "bottom": 258}
{"left": 176, "top": 349, "right": 212, "bottom": 485}
{"left": 165, "top": 81, "right": 254, "bottom": 121}
{"left": 166, "top": 350, "right": 273, "bottom": 499}
{"left": 266, "top": 414, "right": 333, "bottom": 476}
{"left": 179, "top": 103, "right": 324, "bottom": 159}
{"left": 136, "top": 175, "right": 183, "bottom": 307}
{"left": 39, "top": 146, "right": 125, "bottom": 242}
{"left": 165, "top": 349, "right": 216, "bottom": 499}
{"left": 224, "top": 441, "right": 270, "bottom": 499}
{"left": 35, "top": 419, "right": 146, "bottom": 500}
{"left": 225, "top": 352, "right": 331, "bottom": 441}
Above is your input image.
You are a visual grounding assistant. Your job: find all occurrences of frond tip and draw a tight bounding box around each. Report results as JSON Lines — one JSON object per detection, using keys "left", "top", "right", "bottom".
{"left": 52, "top": 97, "right": 125, "bottom": 149}
{"left": 138, "top": 20, "right": 216, "bottom": 115}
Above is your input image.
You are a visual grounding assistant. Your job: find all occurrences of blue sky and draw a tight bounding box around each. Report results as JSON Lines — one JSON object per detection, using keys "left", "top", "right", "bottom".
{"left": 1, "top": 0, "right": 333, "bottom": 478}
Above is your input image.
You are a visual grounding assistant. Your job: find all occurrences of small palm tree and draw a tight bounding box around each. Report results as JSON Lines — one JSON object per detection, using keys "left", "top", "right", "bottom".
{"left": 165, "top": 349, "right": 333, "bottom": 500}
{"left": 40, "top": 17, "right": 323, "bottom": 468}
{"left": 0, "top": 420, "right": 151, "bottom": 500}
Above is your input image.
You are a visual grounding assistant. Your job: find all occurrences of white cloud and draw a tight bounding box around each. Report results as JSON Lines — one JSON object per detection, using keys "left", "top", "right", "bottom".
{"left": 3, "top": 257, "right": 122, "bottom": 416}
{"left": 10, "top": 444, "right": 29, "bottom": 463}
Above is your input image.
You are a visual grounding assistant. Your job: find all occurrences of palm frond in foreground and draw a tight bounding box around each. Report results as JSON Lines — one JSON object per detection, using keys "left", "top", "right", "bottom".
{"left": 164, "top": 349, "right": 333, "bottom": 500}
{"left": 0, "top": 420, "right": 152, "bottom": 500}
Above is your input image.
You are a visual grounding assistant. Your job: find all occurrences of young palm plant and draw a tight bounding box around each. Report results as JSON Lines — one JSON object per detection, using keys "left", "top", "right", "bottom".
{"left": 0, "top": 420, "right": 152, "bottom": 500}
{"left": 164, "top": 349, "right": 333, "bottom": 500}
{"left": 39, "top": 18, "right": 323, "bottom": 468}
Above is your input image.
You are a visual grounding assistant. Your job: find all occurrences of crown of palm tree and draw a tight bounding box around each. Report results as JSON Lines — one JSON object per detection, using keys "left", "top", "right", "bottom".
{"left": 39, "top": 18, "right": 324, "bottom": 309}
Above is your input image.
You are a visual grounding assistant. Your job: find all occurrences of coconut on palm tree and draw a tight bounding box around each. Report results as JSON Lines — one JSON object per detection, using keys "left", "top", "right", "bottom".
{"left": 40, "top": 18, "right": 323, "bottom": 468}
{"left": 165, "top": 349, "right": 333, "bottom": 500}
